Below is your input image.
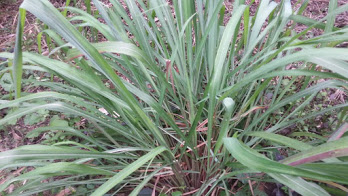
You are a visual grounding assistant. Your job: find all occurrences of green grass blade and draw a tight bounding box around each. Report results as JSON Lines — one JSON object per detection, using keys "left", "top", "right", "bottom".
{"left": 13, "top": 8, "right": 26, "bottom": 98}
{"left": 214, "top": 98, "right": 235, "bottom": 154}
{"left": 246, "top": 132, "right": 312, "bottom": 151}
{"left": 207, "top": 5, "right": 246, "bottom": 157}
{"left": 90, "top": 146, "right": 167, "bottom": 196}
{"left": 224, "top": 137, "right": 348, "bottom": 184}
{"left": 328, "top": 123, "right": 348, "bottom": 142}
{"left": 129, "top": 166, "right": 167, "bottom": 196}
{"left": 309, "top": 57, "right": 348, "bottom": 79}
{"left": 0, "top": 145, "right": 136, "bottom": 169}
{"left": 66, "top": 41, "right": 149, "bottom": 63}
{"left": 281, "top": 137, "right": 348, "bottom": 166}
{"left": 66, "top": 7, "right": 115, "bottom": 40}
{"left": 290, "top": 15, "right": 339, "bottom": 31}
{"left": 20, "top": 0, "right": 168, "bottom": 148}
{"left": 298, "top": 163, "right": 348, "bottom": 179}
{"left": 269, "top": 174, "right": 330, "bottom": 196}
{"left": 62, "top": 0, "right": 71, "bottom": 17}
{"left": 247, "top": 0, "right": 277, "bottom": 51}
{"left": 0, "top": 162, "right": 113, "bottom": 193}
{"left": 325, "top": 0, "right": 337, "bottom": 34}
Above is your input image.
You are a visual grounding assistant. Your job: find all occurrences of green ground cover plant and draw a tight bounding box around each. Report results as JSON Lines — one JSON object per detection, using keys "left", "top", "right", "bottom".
{"left": 0, "top": 0, "right": 348, "bottom": 195}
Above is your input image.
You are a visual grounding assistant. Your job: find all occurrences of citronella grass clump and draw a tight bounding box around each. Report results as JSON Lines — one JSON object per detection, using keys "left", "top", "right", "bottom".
{"left": 0, "top": 0, "right": 348, "bottom": 195}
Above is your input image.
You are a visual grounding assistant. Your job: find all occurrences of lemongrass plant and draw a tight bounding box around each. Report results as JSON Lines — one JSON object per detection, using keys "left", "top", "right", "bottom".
{"left": 1, "top": 0, "right": 348, "bottom": 195}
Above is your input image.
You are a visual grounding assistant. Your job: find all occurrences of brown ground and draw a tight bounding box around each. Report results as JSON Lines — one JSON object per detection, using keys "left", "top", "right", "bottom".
{"left": 1, "top": 0, "right": 348, "bottom": 46}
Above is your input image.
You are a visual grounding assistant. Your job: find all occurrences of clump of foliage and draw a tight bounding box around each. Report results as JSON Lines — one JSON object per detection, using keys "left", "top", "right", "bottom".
{"left": 1, "top": 0, "right": 348, "bottom": 195}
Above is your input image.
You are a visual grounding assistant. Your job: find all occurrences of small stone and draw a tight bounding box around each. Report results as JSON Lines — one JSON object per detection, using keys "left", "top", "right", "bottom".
{"left": 266, "top": 92, "right": 273, "bottom": 100}
{"left": 0, "top": 57, "right": 7, "bottom": 61}
{"left": 139, "top": 188, "right": 152, "bottom": 196}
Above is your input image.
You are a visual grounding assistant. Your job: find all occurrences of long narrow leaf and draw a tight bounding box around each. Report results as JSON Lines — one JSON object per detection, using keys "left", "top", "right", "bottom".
{"left": 269, "top": 174, "right": 330, "bottom": 196}
{"left": 281, "top": 137, "right": 348, "bottom": 166}
{"left": 13, "top": 8, "right": 26, "bottom": 98}
{"left": 224, "top": 137, "right": 348, "bottom": 184}
{"left": 91, "top": 146, "right": 167, "bottom": 196}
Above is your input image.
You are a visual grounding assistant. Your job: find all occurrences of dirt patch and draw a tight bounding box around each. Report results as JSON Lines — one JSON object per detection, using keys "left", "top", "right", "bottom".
{"left": 0, "top": 0, "right": 68, "bottom": 48}
{"left": 1, "top": 0, "right": 348, "bottom": 47}
{"left": 0, "top": 0, "right": 21, "bottom": 47}
{"left": 0, "top": 117, "right": 50, "bottom": 151}
{"left": 305, "top": 0, "right": 348, "bottom": 27}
